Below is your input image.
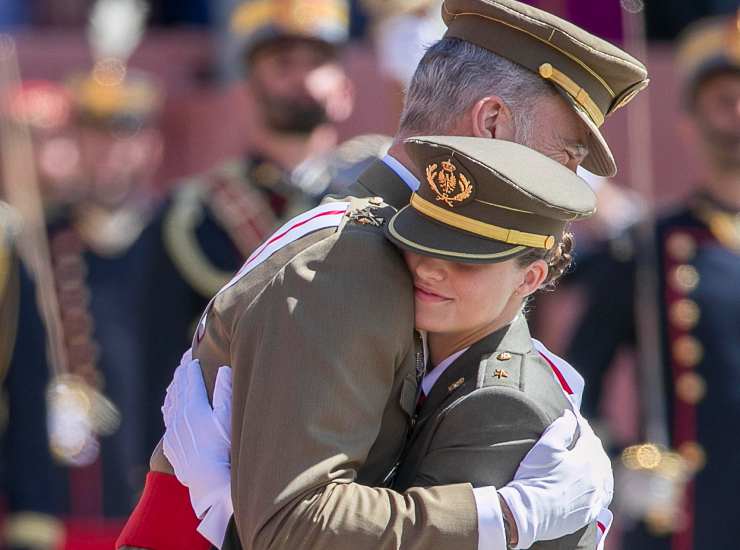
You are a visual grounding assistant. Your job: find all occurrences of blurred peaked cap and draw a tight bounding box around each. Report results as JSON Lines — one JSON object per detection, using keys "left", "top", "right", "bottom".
{"left": 231, "top": 0, "right": 350, "bottom": 60}
{"left": 2, "top": 80, "right": 72, "bottom": 131}
{"left": 67, "top": 60, "right": 162, "bottom": 130}
{"left": 440, "top": 0, "right": 651, "bottom": 177}
{"left": 360, "top": 0, "right": 438, "bottom": 18}
{"left": 677, "top": 13, "right": 740, "bottom": 97}
{"left": 386, "top": 136, "right": 595, "bottom": 264}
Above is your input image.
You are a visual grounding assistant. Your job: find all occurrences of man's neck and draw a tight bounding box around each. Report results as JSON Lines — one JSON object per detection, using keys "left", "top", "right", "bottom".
{"left": 387, "top": 139, "right": 419, "bottom": 178}
{"left": 250, "top": 124, "right": 340, "bottom": 172}
{"left": 703, "top": 167, "right": 740, "bottom": 211}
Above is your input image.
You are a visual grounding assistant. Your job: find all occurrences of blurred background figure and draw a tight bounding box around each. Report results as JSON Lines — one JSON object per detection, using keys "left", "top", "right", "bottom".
{"left": 561, "top": 12, "right": 740, "bottom": 550}
{"left": 1, "top": 1, "right": 165, "bottom": 548}
{"left": 0, "top": 79, "right": 76, "bottom": 550}
{"left": 141, "top": 0, "right": 392, "bottom": 445}
{"left": 361, "top": 0, "right": 444, "bottom": 117}
{"left": 3, "top": 81, "right": 81, "bottom": 214}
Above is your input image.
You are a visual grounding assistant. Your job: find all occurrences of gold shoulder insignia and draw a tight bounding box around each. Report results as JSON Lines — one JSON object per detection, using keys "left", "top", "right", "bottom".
{"left": 346, "top": 197, "right": 394, "bottom": 228}
{"left": 163, "top": 182, "right": 233, "bottom": 298}
{"left": 348, "top": 206, "right": 386, "bottom": 227}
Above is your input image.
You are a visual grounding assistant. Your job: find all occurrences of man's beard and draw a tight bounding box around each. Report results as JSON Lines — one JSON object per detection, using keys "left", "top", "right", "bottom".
{"left": 259, "top": 93, "right": 329, "bottom": 135}
{"left": 700, "top": 122, "right": 740, "bottom": 171}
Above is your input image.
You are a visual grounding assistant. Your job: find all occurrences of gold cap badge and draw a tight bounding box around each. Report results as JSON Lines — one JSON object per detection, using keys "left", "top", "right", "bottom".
{"left": 426, "top": 159, "right": 474, "bottom": 208}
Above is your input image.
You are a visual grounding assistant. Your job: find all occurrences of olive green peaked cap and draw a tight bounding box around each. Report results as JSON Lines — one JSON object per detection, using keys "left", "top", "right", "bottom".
{"left": 441, "top": 0, "right": 650, "bottom": 177}
{"left": 386, "top": 136, "right": 596, "bottom": 263}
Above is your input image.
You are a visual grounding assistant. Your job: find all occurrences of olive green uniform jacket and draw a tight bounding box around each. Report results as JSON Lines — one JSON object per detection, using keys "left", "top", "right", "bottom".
{"left": 393, "top": 315, "right": 597, "bottom": 549}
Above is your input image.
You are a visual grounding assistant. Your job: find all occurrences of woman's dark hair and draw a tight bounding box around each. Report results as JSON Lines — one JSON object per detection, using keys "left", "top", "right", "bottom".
{"left": 515, "top": 231, "right": 575, "bottom": 291}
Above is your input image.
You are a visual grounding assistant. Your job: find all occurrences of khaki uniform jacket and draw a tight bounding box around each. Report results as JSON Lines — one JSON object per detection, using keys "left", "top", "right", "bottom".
{"left": 189, "top": 160, "right": 479, "bottom": 550}
{"left": 393, "top": 315, "right": 597, "bottom": 550}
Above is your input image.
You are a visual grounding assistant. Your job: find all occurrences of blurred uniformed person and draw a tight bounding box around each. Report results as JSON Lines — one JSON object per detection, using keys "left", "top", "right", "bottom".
{"left": 1, "top": 2, "right": 167, "bottom": 546}
{"left": 38, "top": 62, "right": 164, "bottom": 546}
{"left": 142, "top": 0, "right": 390, "bottom": 452}
{"left": 564, "top": 13, "right": 740, "bottom": 550}
{"left": 119, "top": 1, "right": 648, "bottom": 549}
{"left": 0, "top": 83, "right": 75, "bottom": 550}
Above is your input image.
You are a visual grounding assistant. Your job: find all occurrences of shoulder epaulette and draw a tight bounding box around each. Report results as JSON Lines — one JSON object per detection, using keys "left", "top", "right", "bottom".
{"left": 478, "top": 350, "right": 524, "bottom": 391}
{"left": 163, "top": 181, "right": 234, "bottom": 299}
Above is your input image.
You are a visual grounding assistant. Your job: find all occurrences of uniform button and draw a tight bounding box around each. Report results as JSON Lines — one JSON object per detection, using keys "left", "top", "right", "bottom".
{"left": 666, "top": 232, "right": 696, "bottom": 262}
{"left": 672, "top": 335, "right": 704, "bottom": 368}
{"left": 678, "top": 441, "right": 707, "bottom": 473}
{"left": 676, "top": 372, "right": 706, "bottom": 404}
{"left": 496, "top": 352, "right": 512, "bottom": 361}
{"left": 670, "top": 265, "right": 700, "bottom": 293}
{"left": 669, "top": 299, "right": 700, "bottom": 331}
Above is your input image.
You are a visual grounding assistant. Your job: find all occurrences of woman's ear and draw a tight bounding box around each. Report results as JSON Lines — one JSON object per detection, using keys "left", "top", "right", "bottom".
{"left": 469, "top": 96, "right": 516, "bottom": 140}
{"left": 517, "top": 259, "right": 548, "bottom": 298}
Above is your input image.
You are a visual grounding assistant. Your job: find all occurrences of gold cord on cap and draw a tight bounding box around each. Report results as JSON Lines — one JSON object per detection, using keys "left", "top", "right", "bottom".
{"left": 539, "top": 63, "right": 605, "bottom": 127}
{"left": 410, "top": 194, "right": 556, "bottom": 249}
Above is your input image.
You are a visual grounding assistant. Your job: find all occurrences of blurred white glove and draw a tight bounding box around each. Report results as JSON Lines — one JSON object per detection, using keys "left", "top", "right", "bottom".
{"left": 498, "top": 410, "right": 614, "bottom": 549}
{"left": 162, "top": 350, "right": 233, "bottom": 548}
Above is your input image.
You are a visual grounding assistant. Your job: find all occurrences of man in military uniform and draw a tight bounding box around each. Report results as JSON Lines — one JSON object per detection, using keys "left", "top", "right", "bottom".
{"left": 119, "top": 1, "right": 648, "bottom": 548}
{"left": 1, "top": 44, "right": 166, "bottom": 550}
{"left": 142, "top": 0, "right": 376, "bottom": 445}
{"left": 563, "top": 14, "right": 740, "bottom": 550}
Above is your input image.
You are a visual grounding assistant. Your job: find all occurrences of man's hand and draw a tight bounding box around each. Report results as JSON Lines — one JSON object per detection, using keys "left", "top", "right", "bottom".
{"left": 497, "top": 410, "right": 614, "bottom": 549}
{"left": 162, "top": 350, "right": 233, "bottom": 548}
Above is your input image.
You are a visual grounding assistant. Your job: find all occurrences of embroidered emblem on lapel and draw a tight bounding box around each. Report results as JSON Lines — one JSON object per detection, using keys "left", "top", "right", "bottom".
{"left": 448, "top": 377, "right": 465, "bottom": 393}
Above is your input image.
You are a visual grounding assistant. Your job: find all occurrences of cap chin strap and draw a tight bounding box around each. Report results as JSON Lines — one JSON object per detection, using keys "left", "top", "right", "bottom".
{"left": 410, "top": 194, "right": 556, "bottom": 250}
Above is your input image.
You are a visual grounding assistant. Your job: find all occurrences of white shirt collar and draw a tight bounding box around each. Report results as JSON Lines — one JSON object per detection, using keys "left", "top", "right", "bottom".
{"left": 381, "top": 154, "right": 420, "bottom": 192}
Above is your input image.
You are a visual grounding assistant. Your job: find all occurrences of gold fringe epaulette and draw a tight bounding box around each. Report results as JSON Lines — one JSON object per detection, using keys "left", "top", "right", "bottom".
{"left": 163, "top": 180, "right": 234, "bottom": 299}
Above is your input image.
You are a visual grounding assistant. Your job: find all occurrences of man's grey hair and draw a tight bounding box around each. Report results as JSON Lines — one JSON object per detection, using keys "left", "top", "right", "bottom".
{"left": 399, "top": 38, "right": 558, "bottom": 144}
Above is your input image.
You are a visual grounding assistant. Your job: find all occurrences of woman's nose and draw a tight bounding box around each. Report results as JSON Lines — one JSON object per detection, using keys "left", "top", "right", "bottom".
{"left": 414, "top": 257, "right": 447, "bottom": 281}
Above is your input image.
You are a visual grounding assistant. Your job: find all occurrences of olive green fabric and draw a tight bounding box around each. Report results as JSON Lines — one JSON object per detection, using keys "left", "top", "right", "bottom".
{"left": 441, "top": 0, "right": 650, "bottom": 176}
{"left": 386, "top": 136, "right": 596, "bottom": 263}
{"left": 393, "top": 315, "right": 597, "bottom": 550}
{"left": 151, "top": 163, "right": 480, "bottom": 550}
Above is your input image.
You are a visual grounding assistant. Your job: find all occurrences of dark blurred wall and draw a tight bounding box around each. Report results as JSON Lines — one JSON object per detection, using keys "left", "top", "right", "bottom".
{"left": 646, "top": 0, "right": 738, "bottom": 39}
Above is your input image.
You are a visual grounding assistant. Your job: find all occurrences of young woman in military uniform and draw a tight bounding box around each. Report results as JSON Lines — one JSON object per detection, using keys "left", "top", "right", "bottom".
{"left": 381, "top": 136, "right": 603, "bottom": 550}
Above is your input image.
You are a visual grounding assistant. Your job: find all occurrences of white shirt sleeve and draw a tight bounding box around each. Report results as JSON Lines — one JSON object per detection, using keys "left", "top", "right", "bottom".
{"left": 473, "top": 486, "right": 508, "bottom": 550}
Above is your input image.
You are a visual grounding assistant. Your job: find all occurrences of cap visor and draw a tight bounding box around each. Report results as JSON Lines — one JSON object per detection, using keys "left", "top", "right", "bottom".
{"left": 386, "top": 205, "right": 530, "bottom": 264}
{"left": 558, "top": 92, "right": 617, "bottom": 177}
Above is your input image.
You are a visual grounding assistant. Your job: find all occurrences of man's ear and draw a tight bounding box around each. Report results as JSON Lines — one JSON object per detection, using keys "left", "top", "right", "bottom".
{"left": 469, "top": 96, "right": 516, "bottom": 140}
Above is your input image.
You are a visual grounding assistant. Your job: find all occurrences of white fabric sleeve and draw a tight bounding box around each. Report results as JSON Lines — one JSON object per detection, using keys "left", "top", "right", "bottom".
{"left": 473, "top": 486, "right": 508, "bottom": 550}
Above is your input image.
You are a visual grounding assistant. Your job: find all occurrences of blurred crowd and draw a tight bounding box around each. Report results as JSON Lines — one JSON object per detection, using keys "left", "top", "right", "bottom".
{"left": 0, "top": 0, "right": 738, "bottom": 549}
